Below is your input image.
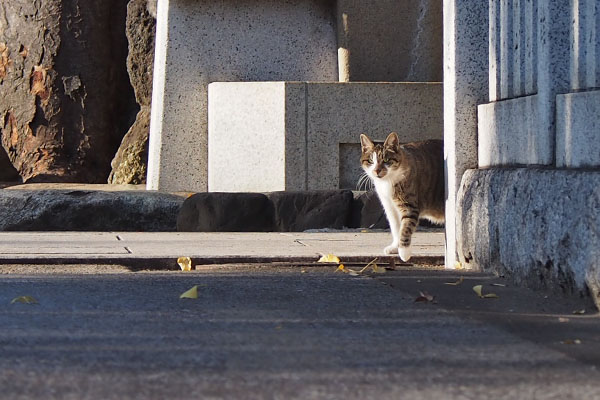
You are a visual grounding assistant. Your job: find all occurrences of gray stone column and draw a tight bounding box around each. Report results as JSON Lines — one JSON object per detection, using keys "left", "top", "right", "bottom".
{"left": 443, "top": 0, "right": 488, "bottom": 268}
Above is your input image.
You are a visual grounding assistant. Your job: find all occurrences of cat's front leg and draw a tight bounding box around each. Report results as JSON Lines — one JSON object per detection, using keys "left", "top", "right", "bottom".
{"left": 398, "top": 208, "right": 419, "bottom": 262}
{"left": 382, "top": 204, "right": 401, "bottom": 255}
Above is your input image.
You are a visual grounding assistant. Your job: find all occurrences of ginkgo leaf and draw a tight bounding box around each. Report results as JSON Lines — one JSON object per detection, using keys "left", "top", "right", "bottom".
{"left": 179, "top": 285, "right": 198, "bottom": 299}
{"left": 482, "top": 293, "right": 499, "bottom": 298}
{"left": 177, "top": 256, "right": 192, "bottom": 271}
{"left": 336, "top": 264, "right": 346, "bottom": 272}
{"left": 444, "top": 276, "right": 464, "bottom": 285}
{"left": 371, "top": 264, "right": 386, "bottom": 274}
{"left": 10, "top": 296, "right": 38, "bottom": 304}
{"left": 473, "top": 285, "right": 498, "bottom": 299}
{"left": 454, "top": 261, "right": 463, "bottom": 270}
{"left": 318, "top": 254, "right": 340, "bottom": 263}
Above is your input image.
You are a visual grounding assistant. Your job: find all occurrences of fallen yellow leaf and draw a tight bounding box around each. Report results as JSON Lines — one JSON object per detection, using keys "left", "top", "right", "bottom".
{"left": 573, "top": 309, "right": 586, "bottom": 315}
{"left": 347, "top": 268, "right": 360, "bottom": 276}
{"left": 318, "top": 254, "right": 341, "bottom": 263}
{"left": 454, "top": 261, "right": 463, "bottom": 270}
{"left": 445, "top": 276, "right": 464, "bottom": 286}
{"left": 473, "top": 285, "right": 498, "bottom": 299}
{"left": 179, "top": 285, "right": 198, "bottom": 299}
{"left": 371, "top": 264, "right": 386, "bottom": 274}
{"left": 336, "top": 264, "right": 346, "bottom": 272}
{"left": 177, "top": 256, "right": 192, "bottom": 271}
{"left": 10, "top": 296, "right": 38, "bottom": 304}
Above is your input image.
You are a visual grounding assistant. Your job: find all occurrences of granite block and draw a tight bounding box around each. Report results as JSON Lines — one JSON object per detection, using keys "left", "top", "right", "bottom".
{"left": 457, "top": 168, "right": 600, "bottom": 308}
{"left": 478, "top": 94, "right": 550, "bottom": 167}
{"left": 208, "top": 82, "right": 306, "bottom": 192}
{"left": 177, "top": 193, "right": 274, "bottom": 232}
{"left": 208, "top": 82, "right": 443, "bottom": 192}
{"left": 267, "top": 190, "right": 353, "bottom": 232}
{"left": 148, "top": 0, "right": 337, "bottom": 192}
{"left": 556, "top": 90, "right": 600, "bottom": 168}
{"left": 443, "top": 0, "right": 489, "bottom": 267}
{"left": 336, "top": 0, "right": 443, "bottom": 82}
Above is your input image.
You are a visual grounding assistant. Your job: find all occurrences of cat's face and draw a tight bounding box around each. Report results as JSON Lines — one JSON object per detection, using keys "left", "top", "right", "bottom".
{"left": 360, "top": 132, "right": 403, "bottom": 181}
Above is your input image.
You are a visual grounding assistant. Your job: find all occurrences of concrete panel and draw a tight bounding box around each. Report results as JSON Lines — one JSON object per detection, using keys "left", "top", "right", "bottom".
{"left": 336, "top": 0, "right": 443, "bottom": 82}
{"left": 478, "top": 95, "right": 548, "bottom": 167}
{"left": 148, "top": 0, "right": 337, "bottom": 192}
{"left": 208, "top": 82, "right": 443, "bottom": 192}
{"left": 456, "top": 168, "right": 600, "bottom": 308}
{"left": 443, "top": 0, "right": 489, "bottom": 268}
{"left": 556, "top": 90, "right": 600, "bottom": 168}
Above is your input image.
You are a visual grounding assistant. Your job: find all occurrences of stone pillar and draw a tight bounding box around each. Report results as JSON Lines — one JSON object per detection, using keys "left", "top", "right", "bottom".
{"left": 147, "top": 0, "right": 337, "bottom": 192}
{"left": 443, "top": 0, "right": 488, "bottom": 268}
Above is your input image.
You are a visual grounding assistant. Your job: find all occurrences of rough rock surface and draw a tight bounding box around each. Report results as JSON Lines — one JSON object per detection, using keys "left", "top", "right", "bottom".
{"left": 108, "top": 106, "right": 149, "bottom": 184}
{"left": 109, "top": 0, "right": 156, "bottom": 184}
{"left": 177, "top": 193, "right": 275, "bottom": 232}
{"left": 350, "top": 190, "right": 388, "bottom": 229}
{"left": 0, "top": 0, "right": 136, "bottom": 183}
{"left": 268, "top": 191, "right": 353, "bottom": 231}
{"left": 0, "top": 189, "right": 184, "bottom": 231}
{"left": 457, "top": 168, "right": 600, "bottom": 307}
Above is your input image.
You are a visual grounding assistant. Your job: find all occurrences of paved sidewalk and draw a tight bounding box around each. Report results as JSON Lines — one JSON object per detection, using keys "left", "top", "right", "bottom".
{"left": 0, "top": 231, "right": 445, "bottom": 266}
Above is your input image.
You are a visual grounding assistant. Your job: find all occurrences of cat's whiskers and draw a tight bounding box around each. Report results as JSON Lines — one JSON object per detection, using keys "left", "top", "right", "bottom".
{"left": 356, "top": 172, "right": 373, "bottom": 191}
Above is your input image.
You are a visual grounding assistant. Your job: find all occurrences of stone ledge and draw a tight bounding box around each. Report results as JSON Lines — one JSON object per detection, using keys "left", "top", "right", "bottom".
{"left": 0, "top": 190, "right": 185, "bottom": 231}
{"left": 456, "top": 168, "right": 600, "bottom": 308}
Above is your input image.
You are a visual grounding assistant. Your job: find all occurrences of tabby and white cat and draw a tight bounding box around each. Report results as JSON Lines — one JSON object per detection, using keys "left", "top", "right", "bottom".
{"left": 360, "top": 132, "right": 445, "bottom": 261}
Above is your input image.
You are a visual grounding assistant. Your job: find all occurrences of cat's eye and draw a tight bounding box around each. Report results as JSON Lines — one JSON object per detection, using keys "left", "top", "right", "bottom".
{"left": 383, "top": 158, "right": 390, "bottom": 164}
{"left": 366, "top": 160, "right": 373, "bottom": 165}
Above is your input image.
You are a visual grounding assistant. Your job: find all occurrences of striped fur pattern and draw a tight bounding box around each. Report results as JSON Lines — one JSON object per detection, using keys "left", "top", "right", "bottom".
{"left": 360, "top": 132, "right": 445, "bottom": 261}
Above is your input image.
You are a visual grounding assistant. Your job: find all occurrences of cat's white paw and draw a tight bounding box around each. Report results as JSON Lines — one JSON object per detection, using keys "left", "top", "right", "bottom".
{"left": 384, "top": 244, "right": 398, "bottom": 255}
{"left": 399, "top": 246, "right": 412, "bottom": 262}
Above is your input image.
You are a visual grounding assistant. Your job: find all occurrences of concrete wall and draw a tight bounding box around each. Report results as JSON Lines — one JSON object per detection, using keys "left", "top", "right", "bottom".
{"left": 208, "top": 82, "right": 443, "bottom": 192}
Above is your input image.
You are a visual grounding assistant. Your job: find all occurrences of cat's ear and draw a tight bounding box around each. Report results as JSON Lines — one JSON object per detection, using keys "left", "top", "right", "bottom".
{"left": 360, "top": 134, "right": 375, "bottom": 152}
{"left": 384, "top": 132, "right": 400, "bottom": 150}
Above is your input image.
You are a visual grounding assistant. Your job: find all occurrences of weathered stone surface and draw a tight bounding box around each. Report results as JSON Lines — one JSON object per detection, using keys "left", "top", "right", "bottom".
{"left": 350, "top": 191, "right": 388, "bottom": 229}
{"left": 0, "top": 147, "right": 20, "bottom": 182}
{"left": 457, "top": 168, "right": 600, "bottom": 307}
{"left": 0, "top": 190, "right": 184, "bottom": 231}
{"left": 109, "top": 106, "right": 149, "bottom": 184}
{"left": 177, "top": 193, "right": 275, "bottom": 232}
{"left": 126, "top": 0, "right": 156, "bottom": 107}
{"left": 109, "top": 0, "right": 155, "bottom": 184}
{"left": 0, "top": 0, "right": 136, "bottom": 183}
{"left": 268, "top": 191, "right": 353, "bottom": 232}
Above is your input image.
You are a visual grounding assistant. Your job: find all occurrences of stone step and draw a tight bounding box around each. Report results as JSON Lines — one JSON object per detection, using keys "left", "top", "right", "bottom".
{"left": 0, "top": 185, "right": 443, "bottom": 233}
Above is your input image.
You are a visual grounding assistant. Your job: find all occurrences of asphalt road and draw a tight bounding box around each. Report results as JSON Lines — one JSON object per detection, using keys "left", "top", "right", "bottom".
{"left": 0, "top": 264, "right": 599, "bottom": 399}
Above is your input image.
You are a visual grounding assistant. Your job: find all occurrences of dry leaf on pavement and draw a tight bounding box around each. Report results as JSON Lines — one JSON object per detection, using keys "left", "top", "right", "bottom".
{"left": 10, "top": 296, "right": 38, "bottom": 304}
{"left": 444, "top": 276, "right": 464, "bottom": 286}
{"left": 177, "top": 256, "right": 192, "bottom": 271}
{"left": 318, "top": 254, "right": 340, "bottom": 263}
{"left": 473, "top": 285, "right": 499, "bottom": 299}
{"left": 179, "top": 286, "right": 198, "bottom": 299}
{"left": 415, "top": 291, "right": 435, "bottom": 303}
